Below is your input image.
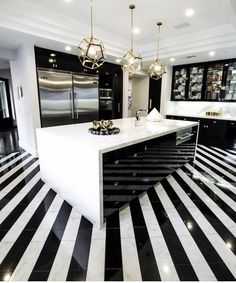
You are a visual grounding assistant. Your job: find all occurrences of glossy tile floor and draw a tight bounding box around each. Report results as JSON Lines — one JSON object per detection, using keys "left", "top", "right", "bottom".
{"left": 0, "top": 145, "right": 236, "bottom": 281}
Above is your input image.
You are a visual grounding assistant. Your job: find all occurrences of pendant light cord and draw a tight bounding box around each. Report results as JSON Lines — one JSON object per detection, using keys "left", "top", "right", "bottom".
{"left": 157, "top": 24, "right": 160, "bottom": 60}
{"left": 90, "top": 0, "right": 93, "bottom": 38}
{"left": 131, "top": 8, "right": 133, "bottom": 51}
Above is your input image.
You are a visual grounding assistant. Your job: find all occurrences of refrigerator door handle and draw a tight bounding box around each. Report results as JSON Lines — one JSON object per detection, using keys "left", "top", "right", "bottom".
{"left": 75, "top": 92, "right": 79, "bottom": 120}
{"left": 70, "top": 92, "right": 74, "bottom": 120}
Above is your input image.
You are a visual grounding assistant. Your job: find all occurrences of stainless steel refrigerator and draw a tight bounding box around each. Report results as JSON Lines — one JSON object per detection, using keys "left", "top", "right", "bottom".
{"left": 37, "top": 69, "right": 99, "bottom": 127}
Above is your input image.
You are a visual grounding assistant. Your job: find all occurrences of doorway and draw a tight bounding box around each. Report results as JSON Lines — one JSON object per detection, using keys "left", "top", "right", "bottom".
{"left": 148, "top": 77, "right": 162, "bottom": 112}
{"left": 0, "top": 77, "right": 19, "bottom": 155}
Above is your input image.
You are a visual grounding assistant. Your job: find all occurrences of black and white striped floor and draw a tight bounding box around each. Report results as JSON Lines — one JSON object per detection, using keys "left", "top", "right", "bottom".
{"left": 0, "top": 145, "right": 236, "bottom": 281}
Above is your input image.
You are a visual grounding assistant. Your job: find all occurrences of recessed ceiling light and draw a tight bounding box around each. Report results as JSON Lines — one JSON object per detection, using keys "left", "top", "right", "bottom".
{"left": 170, "top": 58, "right": 175, "bottom": 62}
{"left": 50, "top": 53, "right": 56, "bottom": 57}
{"left": 209, "top": 51, "right": 215, "bottom": 56}
{"left": 65, "top": 46, "right": 72, "bottom": 51}
{"left": 64, "top": 0, "right": 73, "bottom": 2}
{"left": 116, "top": 58, "right": 121, "bottom": 63}
{"left": 185, "top": 8, "right": 194, "bottom": 17}
{"left": 133, "top": 27, "right": 141, "bottom": 34}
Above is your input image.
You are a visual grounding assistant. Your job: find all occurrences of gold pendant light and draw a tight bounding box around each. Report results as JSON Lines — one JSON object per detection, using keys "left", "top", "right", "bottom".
{"left": 148, "top": 22, "right": 166, "bottom": 80}
{"left": 121, "top": 4, "right": 142, "bottom": 75}
{"left": 78, "top": 0, "right": 106, "bottom": 69}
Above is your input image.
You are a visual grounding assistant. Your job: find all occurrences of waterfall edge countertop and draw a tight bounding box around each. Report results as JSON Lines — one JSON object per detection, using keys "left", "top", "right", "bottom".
{"left": 36, "top": 117, "right": 198, "bottom": 228}
{"left": 36, "top": 117, "right": 199, "bottom": 154}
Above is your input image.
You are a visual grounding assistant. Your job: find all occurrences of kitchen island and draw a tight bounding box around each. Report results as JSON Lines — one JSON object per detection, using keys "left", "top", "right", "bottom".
{"left": 36, "top": 117, "right": 198, "bottom": 228}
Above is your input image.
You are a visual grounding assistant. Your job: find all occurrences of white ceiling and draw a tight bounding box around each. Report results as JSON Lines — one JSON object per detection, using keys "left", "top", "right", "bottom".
{"left": 0, "top": 0, "right": 236, "bottom": 66}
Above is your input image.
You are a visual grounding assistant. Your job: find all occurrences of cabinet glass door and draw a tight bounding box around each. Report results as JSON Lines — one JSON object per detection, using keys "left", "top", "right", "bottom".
{"left": 225, "top": 62, "right": 236, "bottom": 101}
{"left": 188, "top": 66, "right": 204, "bottom": 100}
{"left": 172, "top": 68, "right": 187, "bottom": 100}
{"left": 205, "top": 64, "right": 224, "bottom": 100}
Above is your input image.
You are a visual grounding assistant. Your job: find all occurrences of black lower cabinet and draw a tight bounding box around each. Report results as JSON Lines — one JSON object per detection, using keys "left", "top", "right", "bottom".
{"left": 226, "top": 121, "right": 236, "bottom": 138}
{"left": 102, "top": 127, "right": 198, "bottom": 218}
{"left": 166, "top": 115, "right": 236, "bottom": 147}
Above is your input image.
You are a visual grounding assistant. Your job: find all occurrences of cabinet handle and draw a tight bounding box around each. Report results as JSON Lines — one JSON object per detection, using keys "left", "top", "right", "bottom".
{"left": 118, "top": 102, "right": 121, "bottom": 113}
{"left": 177, "top": 133, "right": 194, "bottom": 140}
{"left": 149, "top": 99, "right": 152, "bottom": 109}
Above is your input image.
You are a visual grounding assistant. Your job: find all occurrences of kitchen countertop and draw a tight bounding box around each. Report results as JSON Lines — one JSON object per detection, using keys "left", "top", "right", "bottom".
{"left": 37, "top": 117, "right": 199, "bottom": 154}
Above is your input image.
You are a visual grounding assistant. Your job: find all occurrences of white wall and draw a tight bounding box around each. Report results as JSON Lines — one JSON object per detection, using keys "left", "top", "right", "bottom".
{"left": 10, "top": 45, "right": 41, "bottom": 157}
{"left": 131, "top": 76, "right": 149, "bottom": 117}
{"left": 122, "top": 71, "right": 130, "bottom": 118}
{"left": 160, "top": 65, "right": 173, "bottom": 116}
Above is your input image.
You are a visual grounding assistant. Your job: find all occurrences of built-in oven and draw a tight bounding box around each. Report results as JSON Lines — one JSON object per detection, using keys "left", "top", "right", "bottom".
{"left": 100, "top": 88, "right": 112, "bottom": 99}
{"left": 99, "top": 88, "right": 113, "bottom": 119}
{"left": 99, "top": 99, "right": 112, "bottom": 111}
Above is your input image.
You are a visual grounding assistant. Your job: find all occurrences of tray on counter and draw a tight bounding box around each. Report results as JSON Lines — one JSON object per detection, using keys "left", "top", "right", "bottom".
{"left": 88, "top": 127, "right": 120, "bottom": 135}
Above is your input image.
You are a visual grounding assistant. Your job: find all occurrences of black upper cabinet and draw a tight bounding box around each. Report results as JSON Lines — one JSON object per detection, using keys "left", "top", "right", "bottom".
{"left": 172, "top": 67, "right": 188, "bottom": 100}
{"left": 99, "top": 73, "right": 113, "bottom": 89}
{"left": 188, "top": 65, "right": 204, "bottom": 100}
{"left": 171, "top": 58, "right": 236, "bottom": 102}
{"left": 205, "top": 63, "right": 224, "bottom": 101}
{"left": 225, "top": 62, "right": 236, "bottom": 101}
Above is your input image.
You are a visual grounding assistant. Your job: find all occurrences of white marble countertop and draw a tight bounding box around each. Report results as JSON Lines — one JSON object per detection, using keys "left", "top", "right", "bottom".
{"left": 37, "top": 117, "right": 198, "bottom": 154}
{"left": 166, "top": 113, "right": 236, "bottom": 121}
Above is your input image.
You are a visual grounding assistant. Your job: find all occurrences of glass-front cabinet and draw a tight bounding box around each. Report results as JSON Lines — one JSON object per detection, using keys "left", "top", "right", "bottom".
{"left": 171, "top": 59, "right": 236, "bottom": 102}
{"left": 172, "top": 68, "right": 187, "bottom": 100}
{"left": 225, "top": 62, "right": 236, "bottom": 101}
{"left": 188, "top": 66, "right": 204, "bottom": 100}
{"left": 205, "top": 64, "right": 224, "bottom": 100}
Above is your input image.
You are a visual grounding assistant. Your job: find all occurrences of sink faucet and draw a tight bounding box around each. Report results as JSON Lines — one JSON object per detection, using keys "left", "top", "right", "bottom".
{"left": 135, "top": 109, "right": 147, "bottom": 126}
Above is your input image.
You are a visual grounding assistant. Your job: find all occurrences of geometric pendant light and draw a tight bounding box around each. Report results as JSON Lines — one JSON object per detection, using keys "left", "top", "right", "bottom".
{"left": 121, "top": 4, "right": 142, "bottom": 74}
{"left": 78, "top": 0, "right": 106, "bottom": 69}
{"left": 148, "top": 22, "right": 166, "bottom": 80}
